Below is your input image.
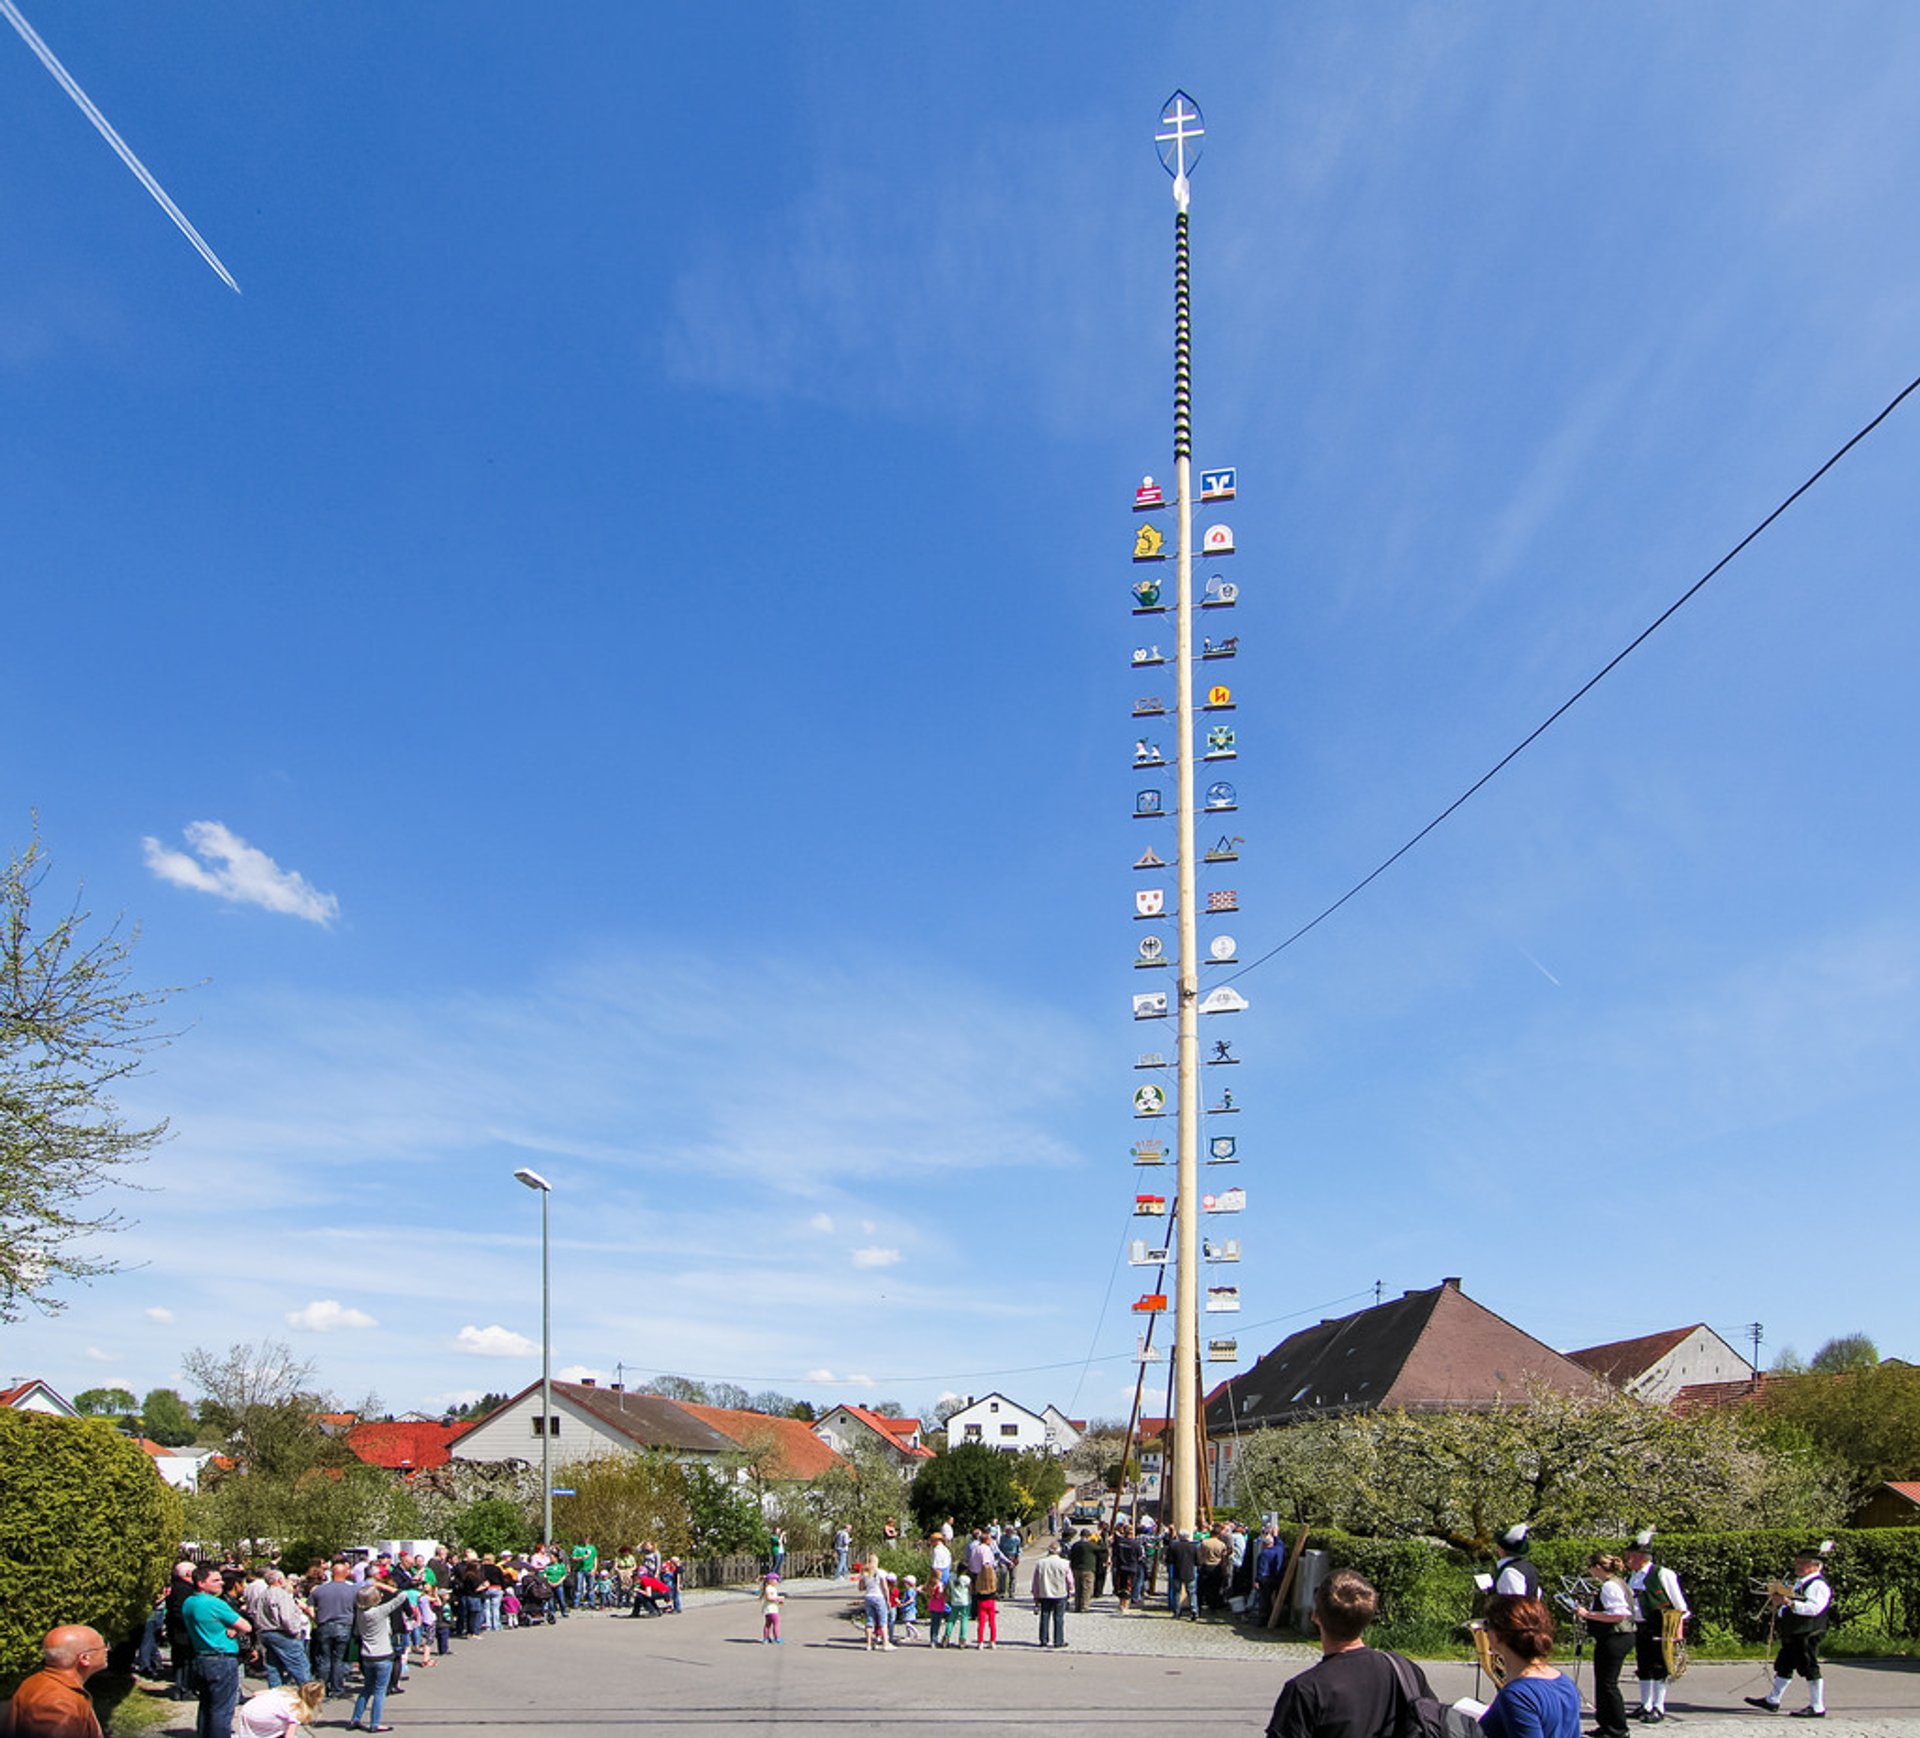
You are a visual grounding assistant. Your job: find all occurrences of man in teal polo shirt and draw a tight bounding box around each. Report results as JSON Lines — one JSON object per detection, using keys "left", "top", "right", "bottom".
{"left": 180, "top": 1563, "right": 251, "bottom": 1738}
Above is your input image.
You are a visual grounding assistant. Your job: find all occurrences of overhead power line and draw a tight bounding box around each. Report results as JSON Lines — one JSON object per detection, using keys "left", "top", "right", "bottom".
{"left": 1225, "top": 368, "right": 1920, "bottom": 985}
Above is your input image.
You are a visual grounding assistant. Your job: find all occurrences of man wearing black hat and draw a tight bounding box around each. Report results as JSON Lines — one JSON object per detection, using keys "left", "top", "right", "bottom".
{"left": 1626, "top": 1532, "right": 1689, "bottom": 1723}
{"left": 1745, "top": 1545, "right": 1833, "bottom": 1718}
{"left": 1492, "top": 1525, "right": 1541, "bottom": 1598}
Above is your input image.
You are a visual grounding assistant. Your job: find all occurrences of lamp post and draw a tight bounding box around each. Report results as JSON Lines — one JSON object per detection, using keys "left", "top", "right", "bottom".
{"left": 513, "top": 1167, "right": 553, "bottom": 1548}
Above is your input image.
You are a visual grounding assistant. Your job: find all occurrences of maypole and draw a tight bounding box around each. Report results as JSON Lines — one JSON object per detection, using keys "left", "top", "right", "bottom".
{"left": 1128, "top": 91, "right": 1246, "bottom": 1539}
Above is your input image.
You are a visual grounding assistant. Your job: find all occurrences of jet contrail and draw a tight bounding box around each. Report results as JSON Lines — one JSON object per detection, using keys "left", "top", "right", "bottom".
{"left": 1518, "top": 947, "right": 1561, "bottom": 987}
{"left": 1, "top": 0, "right": 239, "bottom": 293}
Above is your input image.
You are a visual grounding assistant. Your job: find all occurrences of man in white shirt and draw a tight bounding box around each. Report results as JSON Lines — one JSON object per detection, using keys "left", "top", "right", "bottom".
{"left": 1491, "top": 1524, "right": 1541, "bottom": 1597}
{"left": 1746, "top": 1547, "right": 1833, "bottom": 1719}
{"left": 1625, "top": 1536, "right": 1689, "bottom": 1723}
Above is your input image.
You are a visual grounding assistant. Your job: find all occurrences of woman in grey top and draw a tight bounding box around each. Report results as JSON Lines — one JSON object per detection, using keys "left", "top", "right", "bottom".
{"left": 349, "top": 1581, "right": 409, "bottom": 1730}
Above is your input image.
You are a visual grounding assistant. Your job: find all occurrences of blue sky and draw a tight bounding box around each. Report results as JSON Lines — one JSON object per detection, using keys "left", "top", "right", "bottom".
{"left": 6, "top": 4, "right": 1918, "bottom": 1420}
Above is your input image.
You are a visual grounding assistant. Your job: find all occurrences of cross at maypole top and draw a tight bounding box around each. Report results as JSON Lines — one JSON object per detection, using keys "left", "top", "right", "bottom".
{"left": 1156, "top": 90, "right": 1205, "bottom": 211}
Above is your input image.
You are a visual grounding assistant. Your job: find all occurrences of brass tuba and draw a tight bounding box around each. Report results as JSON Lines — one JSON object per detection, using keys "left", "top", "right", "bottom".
{"left": 1469, "top": 1619, "right": 1508, "bottom": 1686}
{"left": 1660, "top": 1607, "right": 1689, "bottom": 1679}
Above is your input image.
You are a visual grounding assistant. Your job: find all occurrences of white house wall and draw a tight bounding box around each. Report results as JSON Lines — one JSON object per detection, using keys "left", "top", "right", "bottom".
{"left": 944, "top": 1395, "right": 1050, "bottom": 1454}
{"left": 450, "top": 1391, "right": 630, "bottom": 1465}
{"left": 1634, "top": 1329, "right": 1754, "bottom": 1403}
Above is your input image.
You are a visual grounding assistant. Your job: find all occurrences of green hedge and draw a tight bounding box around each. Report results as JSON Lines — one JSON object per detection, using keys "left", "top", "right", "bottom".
{"left": 1301, "top": 1527, "right": 1920, "bottom": 1658}
{"left": 0, "top": 1413, "right": 183, "bottom": 1690}
{"left": 1303, "top": 1530, "right": 1473, "bottom": 1653}
{"left": 1531, "top": 1529, "right": 1920, "bottom": 1647}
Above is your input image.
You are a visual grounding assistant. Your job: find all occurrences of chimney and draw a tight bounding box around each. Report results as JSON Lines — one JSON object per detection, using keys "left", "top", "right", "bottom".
{"left": 610, "top": 1383, "right": 623, "bottom": 1392}
{"left": 580, "top": 1377, "right": 596, "bottom": 1387}
{"left": 1442, "top": 1277, "right": 1461, "bottom": 1288}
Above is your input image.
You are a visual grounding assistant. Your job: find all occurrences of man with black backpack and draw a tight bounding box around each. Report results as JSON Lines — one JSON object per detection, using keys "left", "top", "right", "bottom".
{"left": 1267, "top": 1569, "right": 1438, "bottom": 1738}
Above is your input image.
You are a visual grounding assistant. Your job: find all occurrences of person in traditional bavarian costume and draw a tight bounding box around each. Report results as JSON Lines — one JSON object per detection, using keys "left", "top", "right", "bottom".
{"left": 1745, "top": 1543, "right": 1834, "bottom": 1718}
{"left": 1494, "top": 1525, "right": 1543, "bottom": 1597}
{"left": 1626, "top": 1530, "right": 1689, "bottom": 1723}
{"left": 1574, "top": 1553, "right": 1637, "bottom": 1738}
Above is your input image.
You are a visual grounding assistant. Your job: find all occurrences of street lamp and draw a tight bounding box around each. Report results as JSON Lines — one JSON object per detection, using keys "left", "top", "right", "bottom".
{"left": 513, "top": 1167, "right": 553, "bottom": 1548}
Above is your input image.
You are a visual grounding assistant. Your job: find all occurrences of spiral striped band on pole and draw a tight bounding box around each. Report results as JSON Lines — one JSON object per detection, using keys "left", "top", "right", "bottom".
{"left": 1173, "top": 210, "right": 1193, "bottom": 460}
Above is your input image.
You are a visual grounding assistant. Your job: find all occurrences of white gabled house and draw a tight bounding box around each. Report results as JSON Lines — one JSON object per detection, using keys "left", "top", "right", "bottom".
{"left": 814, "top": 1404, "right": 934, "bottom": 1473}
{"left": 450, "top": 1378, "right": 738, "bottom": 1467}
{"left": 943, "top": 1394, "right": 1082, "bottom": 1456}
{"left": 1, "top": 1378, "right": 78, "bottom": 1417}
{"left": 1568, "top": 1324, "right": 1755, "bottom": 1404}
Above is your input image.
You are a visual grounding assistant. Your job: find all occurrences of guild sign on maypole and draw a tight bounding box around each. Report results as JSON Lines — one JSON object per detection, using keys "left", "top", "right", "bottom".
{"left": 1123, "top": 90, "right": 1248, "bottom": 1537}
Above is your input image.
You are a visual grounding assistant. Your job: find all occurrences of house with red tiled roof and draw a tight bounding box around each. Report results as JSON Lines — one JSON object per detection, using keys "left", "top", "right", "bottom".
{"left": 1204, "top": 1278, "right": 1601, "bottom": 1499}
{"left": 1854, "top": 1481, "right": 1920, "bottom": 1528}
{"left": 1, "top": 1378, "right": 77, "bottom": 1417}
{"left": 678, "top": 1404, "right": 846, "bottom": 1481}
{"left": 814, "top": 1404, "right": 934, "bottom": 1473}
{"left": 1669, "top": 1373, "right": 1775, "bottom": 1416}
{"left": 449, "top": 1379, "right": 847, "bottom": 1491}
{"left": 345, "top": 1419, "right": 464, "bottom": 1476}
{"left": 1568, "top": 1324, "right": 1752, "bottom": 1404}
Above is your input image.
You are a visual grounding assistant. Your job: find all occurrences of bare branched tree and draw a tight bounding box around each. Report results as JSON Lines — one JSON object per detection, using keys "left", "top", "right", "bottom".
{"left": 1, "top": 827, "right": 177, "bottom": 1320}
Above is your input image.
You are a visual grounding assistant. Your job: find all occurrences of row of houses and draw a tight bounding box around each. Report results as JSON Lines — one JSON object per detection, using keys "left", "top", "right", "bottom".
{"left": 4, "top": 1370, "right": 1091, "bottom": 1492}
{"left": 23, "top": 1276, "right": 1874, "bottom": 1515}
{"left": 1200, "top": 1277, "right": 1785, "bottom": 1497}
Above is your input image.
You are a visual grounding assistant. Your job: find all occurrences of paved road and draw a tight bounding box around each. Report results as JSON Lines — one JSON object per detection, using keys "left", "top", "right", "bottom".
{"left": 133, "top": 1583, "right": 1920, "bottom": 1737}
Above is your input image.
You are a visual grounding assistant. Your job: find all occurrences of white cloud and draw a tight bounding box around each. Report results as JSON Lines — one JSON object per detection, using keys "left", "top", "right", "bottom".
{"left": 144, "top": 1305, "right": 175, "bottom": 1324}
{"left": 805, "top": 1368, "right": 836, "bottom": 1383}
{"left": 850, "top": 1246, "right": 900, "bottom": 1270}
{"left": 286, "top": 1299, "right": 378, "bottom": 1333}
{"left": 456, "top": 1324, "right": 538, "bottom": 1358}
{"left": 859, "top": 1220, "right": 877, "bottom": 1235}
{"left": 807, "top": 1212, "right": 835, "bottom": 1234}
{"left": 845, "top": 1374, "right": 875, "bottom": 1387}
{"left": 83, "top": 1345, "right": 118, "bottom": 1362}
{"left": 143, "top": 821, "right": 339, "bottom": 925}
{"left": 557, "top": 1364, "right": 607, "bottom": 1383}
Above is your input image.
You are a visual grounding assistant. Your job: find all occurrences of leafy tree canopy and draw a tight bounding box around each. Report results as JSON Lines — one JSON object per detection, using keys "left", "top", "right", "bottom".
{"left": 1809, "top": 1334, "right": 1880, "bottom": 1373}
{"left": 73, "top": 1386, "right": 138, "bottom": 1417}
{"left": 141, "top": 1387, "right": 198, "bottom": 1446}
{"left": 454, "top": 1496, "right": 534, "bottom": 1556}
{"left": 442, "top": 1392, "right": 509, "bottom": 1423}
{"left": 812, "top": 1436, "right": 910, "bottom": 1555}
{"left": 645, "top": 1375, "right": 708, "bottom": 1402}
{"left": 1759, "top": 1361, "right": 1920, "bottom": 1491}
{"left": 908, "top": 1442, "right": 1022, "bottom": 1535}
{"left": 1231, "top": 1383, "right": 1849, "bottom": 1548}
